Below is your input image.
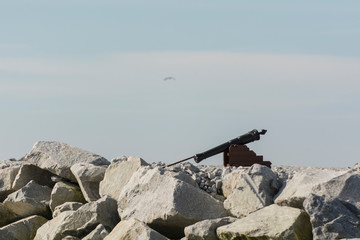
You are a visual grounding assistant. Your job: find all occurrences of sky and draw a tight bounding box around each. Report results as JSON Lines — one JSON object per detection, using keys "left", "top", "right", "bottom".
{"left": 1, "top": 1, "right": 359, "bottom": 167}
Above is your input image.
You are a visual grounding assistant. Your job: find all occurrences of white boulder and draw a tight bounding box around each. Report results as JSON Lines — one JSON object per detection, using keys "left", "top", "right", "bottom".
{"left": 99, "top": 156, "right": 149, "bottom": 200}
{"left": 23, "top": 141, "right": 109, "bottom": 182}
{"left": 105, "top": 218, "right": 169, "bottom": 240}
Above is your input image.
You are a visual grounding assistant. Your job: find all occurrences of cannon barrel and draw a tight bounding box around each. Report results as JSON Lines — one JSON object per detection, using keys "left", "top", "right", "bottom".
{"left": 193, "top": 129, "right": 267, "bottom": 163}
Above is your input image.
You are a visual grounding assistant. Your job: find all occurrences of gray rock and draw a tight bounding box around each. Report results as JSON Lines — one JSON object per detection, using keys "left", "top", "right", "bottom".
{"left": 23, "top": 141, "right": 109, "bottom": 182}
{"left": 184, "top": 217, "right": 236, "bottom": 240}
{"left": 35, "top": 196, "right": 120, "bottom": 240}
{"left": 304, "top": 194, "right": 360, "bottom": 240}
{"left": 0, "top": 215, "right": 48, "bottom": 240}
{"left": 82, "top": 224, "right": 109, "bottom": 240}
{"left": 182, "top": 162, "right": 200, "bottom": 173}
{"left": 52, "top": 202, "right": 84, "bottom": 218}
{"left": 3, "top": 180, "right": 52, "bottom": 218}
{"left": 71, "top": 163, "right": 107, "bottom": 202}
{"left": 275, "top": 167, "right": 348, "bottom": 208}
{"left": 302, "top": 170, "right": 360, "bottom": 240}
{"left": 311, "top": 170, "right": 360, "bottom": 209}
{"left": 105, "top": 218, "right": 169, "bottom": 240}
{"left": 0, "top": 161, "right": 22, "bottom": 201}
{"left": 222, "top": 164, "right": 280, "bottom": 217}
{"left": 217, "top": 204, "right": 312, "bottom": 240}
{"left": 12, "top": 164, "right": 56, "bottom": 191}
{"left": 50, "top": 181, "right": 86, "bottom": 212}
{"left": 0, "top": 203, "right": 19, "bottom": 227}
{"left": 118, "top": 167, "right": 228, "bottom": 239}
{"left": 99, "top": 156, "right": 149, "bottom": 200}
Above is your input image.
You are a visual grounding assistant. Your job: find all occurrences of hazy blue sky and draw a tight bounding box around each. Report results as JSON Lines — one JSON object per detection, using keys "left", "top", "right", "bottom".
{"left": 1, "top": 1, "right": 359, "bottom": 167}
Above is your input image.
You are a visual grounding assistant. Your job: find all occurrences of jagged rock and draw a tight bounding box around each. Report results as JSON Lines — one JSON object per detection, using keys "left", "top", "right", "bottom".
{"left": 0, "top": 203, "right": 19, "bottom": 227}
{"left": 302, "top": 170, "right": 360, "bottom": 239}
{"left": 99, "top": 156, "right": 149, "bottom": 200}
{"left": 82, "top": 224, "right": 109, "bottom": 240}
{"left": 184, "top": 217, "right": 236, "bottom": 240}
{"left": 70, "top": 163, "right": 107, "bottom": 202}
{"left": 118, "top": 167, "right": 228, "bottom": 239}
{"left": 0, "top": 161, "right": 22, "bottom": 201}
{"left": 23, "top": 141, "right": 110, "bottom": 182}
{"left": 222, "top": 164, "right": 280, "bottom": 217}
{"left": 275, "top": 167, "right": 348, "bottom": 208}
{"left": 304, "top": 194, "right": 360, "bottom": 240}
{"left": 104, "top": 218, "right": 169, "bottom": 240}
{"left": 0, "top": 215, "right": 48, "bottom": 240}
{"left": 34, "top": 196, "right": 120, "bottom": 240}
{"left": 12, "top": 164, "right": 56, "bottom": 191}
{"left": 3, "top": 180, "right": 52, "bottom": 218}
{"left": 50, "top": 181, "right": 86, "bottom": 212}
{"left": 311, "top": 170, "right": 360, "bottom": 209}
{"left": 52, "top": 202, "right": 84, "bottom": 218}
{"left": 217, "top": 204, "right": 312, "bottom": 240}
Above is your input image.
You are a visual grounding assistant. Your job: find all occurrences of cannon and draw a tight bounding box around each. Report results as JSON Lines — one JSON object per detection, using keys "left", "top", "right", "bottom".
{"left": 166, "top": 129, "right": 269, "bottom": 167}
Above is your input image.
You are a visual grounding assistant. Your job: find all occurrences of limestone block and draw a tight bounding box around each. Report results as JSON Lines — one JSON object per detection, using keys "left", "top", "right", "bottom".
{"left": 0, "top": 161, "right": 22, "bottom": 201}
{"left": 217, "top": 204, "right": 312, "bottom": 240}
{"left": 12, "top": 164, "right": 56, "bottom": 191}
{"left": 34, "top": 196, "right": 120, "bottom": 240}
{"left": 104, "top": 218, "right": 169, "bottom": 240}
{"left": 50, "top": 181, "right": 86, "bottom": 212}
{"left": 23, "top": 141, "right": 109, "bottom": 182}
{"left": 82, "top": 224, "right": 109, "bottom": 240}
{"left": 304, "top": 194, "right": 360, "bottom": 240}
{"left": 184, "top": 217, "right": 236, "bottom": 240}
{"left": 0, "top": 203, "right": 19, "bottom": 227}
{"left": 3, "top": 180, "right": 52, "bottom": 218}
{"left": 275, "top": 167, "right": 348, "bottom": 208}
{"left": 118, "top": 167, "right": 228, "bottom": 239}
{"left": 222, "top": 164, "right": 280, "bottom": 217}
{"left": 71, "top": 162, "right": 107, "bottom": 202}
{"left": 0, "top": 215, "right": 48, "bottom": 240}
{"left": 52, "top": 202, "right": 84, "bottom": 218}
{"left": 99, "top": 156, "right": 149, "bottom": 200}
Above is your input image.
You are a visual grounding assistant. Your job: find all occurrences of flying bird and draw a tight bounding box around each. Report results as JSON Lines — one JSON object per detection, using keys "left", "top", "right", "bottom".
{"left": 163, "top": 77, "right": 176, "bottom": 81}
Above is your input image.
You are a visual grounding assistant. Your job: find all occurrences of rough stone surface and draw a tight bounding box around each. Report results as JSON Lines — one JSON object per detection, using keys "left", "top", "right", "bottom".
{"left": 52, "top": 202, "right": 84, "bottom": 218}
{"left": 23, "top": 141, "right": 110, "bottom": 182}
{"left": 82, "top": 224, "right": 109, "bottom": 240}
{"left": 304, "top": 194, "right": 360, "bottom": 240}
{"left": 0, "top": 203, "right": 19, "bottom": 228}
{"left": 50, "top": 181, "right": 86, "bottom": 212}
{"left": 118, "top": 167, "right": 228, "bottom": 239}
{"left": 99, "top": 156, "right": 149, "bottom": 200}
{"left": 184, "top": 217, "right": 236, "bottom": 240}
{"left": 105, "top": 218, "right": 169, "bottom": 240}
{"left": 275, "top": 167, "right": 348, "bottom": 208}
{"left": 34, "top": 196, "right": 120, "bottom": 240}
{"left": 0, "top": 161, "right": 22, "bottom": 201}
{"left": 0, "top": 215, "right": 48, "bottom": 240}
{"left": 3, "top": 180, "right": 52, "bottom": 218}
{"left": 311, "top": 170, "right": 360, "bottom": 208}
{"left": 71, "top": 162, "right": 107, "bottom": 202}
{"left": 222, "top": 164, "right": 280, "bottom": 217}
{"left": 302, "top": 170, "right": 360, "bottom": 240}
{"left": 217, "top": 204, "right": 312, "bottom": 240}
{"left": 12, "top": 163, "right": 56, "bottom": 191}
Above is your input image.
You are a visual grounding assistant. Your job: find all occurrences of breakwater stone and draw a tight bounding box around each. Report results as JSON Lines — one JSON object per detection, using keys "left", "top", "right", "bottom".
{"left": 0, "top": 141, "right": 359, "bottom": 239}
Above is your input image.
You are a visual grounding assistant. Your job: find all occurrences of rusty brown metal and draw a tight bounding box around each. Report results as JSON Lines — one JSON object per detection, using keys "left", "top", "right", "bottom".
{"left": 223, "top": 144, "right": 271, "bottom": 168}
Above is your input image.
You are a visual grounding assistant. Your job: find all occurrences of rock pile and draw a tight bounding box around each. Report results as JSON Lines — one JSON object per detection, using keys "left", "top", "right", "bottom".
{"left": 0, "top": 141, "right": 359, "bottom": 240}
